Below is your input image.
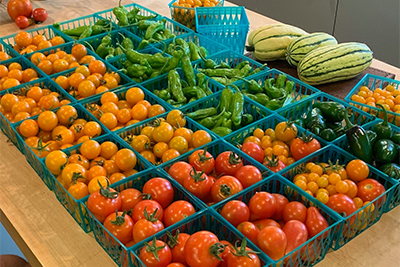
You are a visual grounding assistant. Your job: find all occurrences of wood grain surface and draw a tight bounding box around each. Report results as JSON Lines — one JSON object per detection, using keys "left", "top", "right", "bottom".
{"left": 0, "top": 1, "right": 399, "bottom": 267}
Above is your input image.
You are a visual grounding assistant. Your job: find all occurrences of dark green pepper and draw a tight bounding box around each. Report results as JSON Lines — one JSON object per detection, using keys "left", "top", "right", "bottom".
{"left": 199, "top": 110, "right": 226, "bottom": 129}
{"left": 285, "top": 80, "right": 295, "bottom": 94}
{"left": 113, "top": 0, "right": 129, "bottom": 26}
{"left": 220, "top": 87, "right": 233, "bottom": 113}
{"left": 221, "top": 118, "right": 232, "bottom": 129}
{"left": 199, "top": 68, "right": 243, "bottom": 79}
{"left": 230, "top": 85, "right": 244, "bottom": 128}
{"left": 95, "top": 19, "right": 110, "bottom": 26}
{"left": 373, "top": 104, "right": 393, "bottom": 140}
{"left": 373, "top": 139, "right": 399, "bottom": 163}
{"left": 95, "top": 43, "right": 112, "bottom": 59}
{"left": 168, "top": 70, "right": 186, "bottom": 103}
{"left": 182, "top": 86, "right": 207, "bottom": 100}
{"left": 293, "top": 118, "right": 305, "bottom": 128}
{"left": 114, "top": 47, "right": 124, "bottom": 57}
{"left": 313, "top": 101, "right": 346, "bottom": 123}
{"left": 159, "top": 90, "right": 171, "bottom": 101}
{"left": 242, "top": 114, "right": 254, "bottom": 126}
{"left": 79, "top": 26, "right": 93, "bottom": 40}
{"left": 144, "top": 19, "right": 166, "bottom": 40}
{"left": 305, "top": 107, "right": 326, "bottom": 135}
{"left": 275, "top": 74, "right": 287, "bottom": 88}
{"left": 391, "top": 133, "right": 400, "bottom": 145}
{"left": 380, "top": 163, "right": 400, "bottom": 180}
{"left": 163, "top": 50, "right": 183, "bottom": 73}
{"left": 235, "top": 77, "right": 263, "bottom": 94}
{"left": 199, "top": 52, "right": 218, "bottom": 69}
{"left": 61, "top": 25, "right": 89, "bottom": 36}
{"left": 245, "top": 93, "right": 270, "bottom": 106}
{"left": 212, "top": 127, "right": 233, "bottom": 137}
{"left": 187, "top": 107, "right": 217, "bottom": 120}
{"left": 264, "top": 78, "right": 286, "bottom": 99}
{"left": 181, "top": 55, "right": 196, "bottom": 87}
{"left": 320, "top": 128, "right": 336, "bottom": 141}
{"left": 366, "top": 130, "right": 378, "bottom": 146}
{"left": 126, "top": 64, "right": 148, "bottom": 78}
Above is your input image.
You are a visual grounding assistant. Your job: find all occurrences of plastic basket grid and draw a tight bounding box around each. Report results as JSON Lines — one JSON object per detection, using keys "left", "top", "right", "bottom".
{"left": 0, "top": 40, "right": 19, "bottom": 61}
{"left": 179, "top": 89, "right": 272, "bottom": 137}
{"left": 236, "top": 68, "right": 320, "bottom": 113}
{"left": 0, "top": 25, "right": 74, "bottom": 57}
{"left": 168, "top": 0, "right": 224, "bottom": 31}
{"left": 192, "top": 50, "right": 268, "bottom": 87}
{"left": 333, "top": 119, "right": 400, "bottom": 212}
{"left": 195, "top": 6, "right": 249, "bottom": 54}
{"left": 140, "top": 67, "right": 224, "bottom": 110}
{"left": 212, "top": 174, "right": 342, "bottom": 267}
{"left": 48, "top": 132, "right": 152, "bottom": 232}
{"left": 278, "top": 92, "right": 376, "bottom": 145}
{"left": 86, "top": 168, "right": 207, "bottom": 266}
{"left": 223, "top": 113, "right": 326, "bottom": 173}
{"left": 129, "top": 209, "right": 268, "bottom": 267}
{"left": 345, "top": 73, "right": 400, "bottom": 127}
{"left": 279, "top": 145, "right": 398, "bottom": 250}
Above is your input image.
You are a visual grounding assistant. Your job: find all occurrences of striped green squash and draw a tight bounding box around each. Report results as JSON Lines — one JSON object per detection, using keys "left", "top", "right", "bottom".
{"left": 297, "top": 42, "right": 373, "bottom": 85}
{"left": 286, "top": 32, "right": 338, "bottom": 67}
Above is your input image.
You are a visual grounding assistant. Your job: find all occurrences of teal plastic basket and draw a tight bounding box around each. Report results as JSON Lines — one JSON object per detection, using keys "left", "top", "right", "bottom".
{"left": 129, "top": 209, "right": 268, "bottom": 267}
{"left": 345, "top": 73, "right": 400, "bottom": 127}
{"left": 179, "top": 89, "right": 272, "bottom": 137}
{"left": 195, "top": 6, "right": 249, "bottom": 54}
{"left": 0, "top": 56, "right": 45, "bottom": 85}
{"left": 0, "top": 40, "right": 19, "bottom": 61}
{"left": 140, "top": 67, "right": 224, "bottom": 110}
{"left": 86, "top": 167, "right": 206, "bottom": 267}
{"left": 333, "top": 119, "right": 400, "bottom": 212}
{"left": 0, "top": 25, "right": 73, "bottom": 57}
{"left": 212, "top": 174, "right": 341, "bottom": 267}
{"left": 278, "top": 92, "right": 376, "bottom": 144}
{"left": 48, "top": 132, "right": 152, "bottom": 232}
{"left": 192, "top": 50, "right": 268, "bottom": 87}
{"left": 279, "top": 145, "right": 398, "bottom": 250}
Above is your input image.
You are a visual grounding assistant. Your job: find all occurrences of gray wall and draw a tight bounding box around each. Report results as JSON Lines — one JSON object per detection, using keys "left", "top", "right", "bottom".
{"left": 232, "top": 0, "right": 400, "bottom": 67}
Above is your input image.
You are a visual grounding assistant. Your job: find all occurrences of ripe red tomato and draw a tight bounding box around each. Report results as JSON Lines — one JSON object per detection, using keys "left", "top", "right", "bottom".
{"left": 7, "top": 0, "right": 33, "bottom": 21}
{"left": 168, "top": 232, "right": 190, "bottom": 265}
{"left": 184, "top": 231, "right": 222, "bottom": 267}
{"left": 227, "top": 244, "right": 261, "bottom": 267}
{"left": 142, "top": 177, "right": 174, "bottom": 209}
{"left": 282, "top": 220, "right": 308, "bottom": 254}
{"left": 103, "top": 210, "right": 134, "bottom": 245}
{"left": 234, "top": 165, "right": 262, "bottom": 189}
{"left": 168, "top": 161, "right": 192, "bottom": 185}
{"left": 271, "top": 194, "right": 289, "bottom": 221}
{"left": 163, "top": 200, "right": 196, "bottom": 227}
{"left": 210, "top": 175, "right": 243, "bottom": 203}
{"left": 131, "top": 200, "right": 163, "bottom": 223}
{"left": 15, "top": 15, "right": 31, "bottom": 29}
{"left": 215, "top": 151, "right": 244, "bottom": 176}
{"left": 326, "top": 194, "right": 357, "bottom": 223}
{"left": 188, "top": 148, "right": 215, "bottom": 174}
{"left": 237, "top": 221, "right": 259, "bottom": 245}
{"left": 305, "top": 207, "right": 329, "bottom": 238}
{"left": 282, "top": 201, "right": 307, "bottom": 223}
{"left": 249, "top": 192, "right": 277, "bottom": 220}
{"left": 139, "top": 238, "right": 172, "bottom": 267}
{"left": 32, "top": 8, "right": 47, "bottom": 22}
{"left": 183, "top": 168, "right": 213, "bottom": 200}
{"left": 120, "top": 188, "right": 142, "bottom": 212}
{"left": 87, "top": 187, "right": 122, "bottom": 223}
{"left": 357, "top": 179, "right": 386, "bottom": 203}
{"left": 220, "top": 200, "right": 250, "bottom": 227}
{"left": 263, "top": 155, "right": 286, "bottom": 173}
{"left": 241, "top": 142, "right": 264, "bottom": 163}
{"left": 290, "top": 136, "right": 321, "bottom": 161}
{"left": 218, "top": 240, "right": 233, "bottom": 267}
{"left": 257, "top": 226, "right": 287, "bottom": 261}
{"left": 253, "top": 219, "right": 281, "bottom": 230}
{"left": 133, "top": 216, "right": 164, "bottom": 243}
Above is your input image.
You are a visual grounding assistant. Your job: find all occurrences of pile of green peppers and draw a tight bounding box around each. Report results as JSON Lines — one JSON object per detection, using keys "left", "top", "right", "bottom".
{"left": 344, "top": 104, "right": 400, "bottom": 180}
{"left": 86, "top": 30, "right": 135, "bottom": 60}
{"left": 240, "top": 73, "right": 295, "bottom": 111}
{"left": 136, "top": 19, "right": 176, "bottom": 49}
{"left": 112, "top": 0, "right": 158, "bottom": 27}
{"left": 53, "top": 19, "right": 112, "bottom": 40}
{"left": 186, "top": 85, "right": 255, "bottom": 137}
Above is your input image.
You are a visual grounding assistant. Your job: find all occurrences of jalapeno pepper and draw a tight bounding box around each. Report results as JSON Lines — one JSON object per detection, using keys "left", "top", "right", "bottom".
{"left": 366, "top": 130, "right": 378, "bottom": 146}
{"left": 391, "top": 133, "right": 400, "bottom": 145}
{"left": 168, "top": 70, "right": 186, "bottom": 103}
{"left": 380, "top": 163, "right": 400, "bottom": 180}
{"left": 373, "top": 103, "right": 393, "bottom": 140}
{"left": 305, "top": 107, "right": 326, "bottom": 135}
{"left": 312, "top": 101, "right": 346, "bottom": 123}
{"left": 320, "top": 128, "right": 336, "bottom": 141}
{"left": 186, "top": 107, "right": 217, "bottom": 120}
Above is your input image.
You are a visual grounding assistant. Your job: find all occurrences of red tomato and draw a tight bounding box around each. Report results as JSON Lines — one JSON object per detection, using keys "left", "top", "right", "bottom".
{"left": 133, "top": 216, "right": 164, "bottom": 243}
{"left": 15, "top": 15, "right": 31, "bottom": 29}
{"left": 237, "top": 221, "right": 260, "bottom": 245}
{"left": 215, "top": 151, "right": 244, "bottom": 176}
{"left": 188, "top": 148, "right": 215, "bottom": 174}
{"left": 7, "top": 0, "right": 33, "bottom": 21}
{"left": 220, "top": 200, "right": 250, "bottom": 227}
{"left": 183, "top": 168, "right": 213, "bottom": 200}
{"left": 227, "top": 243, "right": 261, "bottom": 267}
{"left": 290, "top": 136, "right": 321, "bottom": 161}
{"left": 87, "top": 187, "right": 122, "bottom": 223}
{"left": 282, "top": 201, "right": 307, "bottom": 223}
{"left": 142, "top": 177, "right": 174, "bottom": 209}
{"left": 241, "top": 142, "right": 264, "bottom": 163}
{"left": 234, "top": 165, "right": 262, "bottom": 189}
{"left": 163, "top": 200, "right": 195, "bottom": 227}
{"left": 168, "top": 232, "right": 190, "bottom": 265}
{"left": 131, "top": 200, "right": 163, "bottom": 223}
{"left": 263, "top": 155, "right": 286, "bottom": 173}
{"left": 326, "top": 194, "right": 357, "bottom": 223}
{"left": 120, "top": 188, "right": 142, "bottom": 212}
{"left": 257, "top": 226, "right": 287, "bottom": 261}
{"left": 103, "top": 210, "right": 134, "bottom": 245}
{"left": 168, "top": 161, "right": 192, "bottom": 185}
{"left": 139, "top": 238, "right": 172, "bottom": 267}
{"left": 282, "top": 220, "right": 308, "bottom": 255}
{"left": 357, "top": 179, "right": 386, "bottom": 203}
{"left": 249, "top": 192, "right": 277, "bottom": 220}
{"left": 184, "top": 231, "right": 222, "bottom": 267}
{"left": 210, "top": 175, "right": 243, "bottom": 203}
{"left": 218, "top": 240, "right": 233, "bottom": 267}
{"left": 271, "top": 194, "right": 289, "bottom": 221}
{"left": 253, "top": 219, "right": 281, "bottom": 230}
{"left": 305, "top": 207, "right": 329, "bottom": 238}
{"left": 166, "top": 263, "right": 186, "bottom": 267}
{"left": 32, "top": 8, "right": 47, "bottom": 22}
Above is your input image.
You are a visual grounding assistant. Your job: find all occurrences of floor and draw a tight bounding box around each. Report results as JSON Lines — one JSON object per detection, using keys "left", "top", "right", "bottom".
{"left": 0, "top": 222, "right": 26, "bottom": 259}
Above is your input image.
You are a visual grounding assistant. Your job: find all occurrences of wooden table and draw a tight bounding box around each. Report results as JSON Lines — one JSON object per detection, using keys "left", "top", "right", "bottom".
{"left": 0, "top": 1, "right": 399, "bottom": 267}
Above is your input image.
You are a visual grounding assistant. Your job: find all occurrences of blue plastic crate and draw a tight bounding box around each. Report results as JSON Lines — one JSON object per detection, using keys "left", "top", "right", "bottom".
{"left": 192, "top": 50, "right": 268, "bottom": 87}
{"left": 79, "top": 84, "right": 171, "bottom": 131}
{"left": 86, "top": 167, "right": 207, "bottom": 267}
{"left": 333, "top": 119, "right": 400, "bottom": 212}
{"left": 0, "top": 25, "right": 73, "bottom": 57}
{"left": 46, "top": 132, "right": 151, "bottom": 232}
{"left": 168, "top": 0, "right": 224, "bottom": 31}
{"left": 195, "top": 6, "right": 249, "bottom": 54}
{"left": 344, "top": 73, "right": 400, "bottom": 127}
{"left": 128, "top": 209, "right": 268, "bottom": 267}
{"left": 179, "top": 89, "right": 272, "bottom": 137}
{"left": 0, "top": 40, "right": 19, "bottom": 61}
{"left": 236, "top": 68, "right": 320, "bottom": 112}
{"left": 141, "top": 67, "right": 224, "bottom": 110}
{"left": 0, "top": 56, "right": 45, "bottom": 85}
{"left": 278, "top": 92, "right": 376, "bottom": 145}
{"left": 279, "top": 145, "right": 398, "bottom": 250}
{"left": 212, "top": 174, "right": 341, "bottom": 267}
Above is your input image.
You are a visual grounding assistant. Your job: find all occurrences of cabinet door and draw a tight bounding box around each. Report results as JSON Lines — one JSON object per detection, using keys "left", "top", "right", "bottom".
{"left": 334, "top": 0, "right": 400, "bottom": 67}
{"left": 229, "top": 0, "right": 338, "bottom": 34}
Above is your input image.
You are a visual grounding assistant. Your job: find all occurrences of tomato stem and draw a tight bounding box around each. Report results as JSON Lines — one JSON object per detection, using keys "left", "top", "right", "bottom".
{"left": 230, "top": 239, "right": 259, "bottom": 259}
{"left": 198, "top": 146, "right": 213, "bottom": 163}
{"left": 209, "top": 242, "right": 226, "bottom": 261}
{"left": 189, "top": 166, "right": 206, "bottom": 182}
{"left": 264, "top": 154, "right": 279, "bottom": 167}
{"left": 144, "top": 236, "right": 166, "bottom": 262}
{"left": 220, "top": 184, "right": 231, "bottom": 197}
{"left": 98, "top": 180, "right": 119, "bottom": 199}
{"left": 143, "top": 207, "right": 160, "bottom": 222}
{"left": 228, "top": 152, "right": 242, "bottom": 165}
{"left": 166, "top": 230, "right": 180, "bottom": 248}
{"left": 110, "top": 209, "right": 126, "bottom": 226}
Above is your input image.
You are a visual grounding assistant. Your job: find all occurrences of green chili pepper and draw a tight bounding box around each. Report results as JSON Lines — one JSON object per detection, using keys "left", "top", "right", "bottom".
{"left": 216, "top": 62, "right": 231, "bottom": 69}
{"left": 137, "top": 14, "right": 158, "bottom": 21}
{"left": 238, "top": 64, "right": 252, "bottom": 77}
{"left": 248, "top": 64, "right": 268, "bottom": 76}
{"left": 235, "top": 77, "right": 263, "bottom": 94}
{"left": 163, "top": 50, "right": 183, "bottom": 73}
{"left": 140, "top": 59, "right": 153, "bottom": 76}
{"left": 168, "top": 70, "right": 186, "bottom": 103}
{"left": 212, "top": 127, "right": 233, "bottom": 136}
{"left": 126, "top": 64, "right": 148, "bottom": 78}
{"left": 95, "top": 19, "right": 110, "bottom": 26}
{"left": 285, "top": 80, "right": 295, "bottom": 94}
{"left": 188, "top": 97, "right": 197, "bottom": 103}
{"left": 114, "top": 47, "right": 124, "bottom": 56}
{"left": 127, "top": 7, "right": 140, "bottom": 22}
{"left": 187, "top": 107, "right": 217, "bottom": 120}
{"left": 320, "top": 128, "right": 336, "bottom": 141}
{"left": 123, "top": 49, "right": 167, "bottom": 68}
{"left": 366, "top": 130, "right": 378, "bottom": 146}
{"left": 120, "top": 34, "right": 134, "bottom": 50}
{"left": 373, "top": 104, "right": 393, "bottom": 140}
{"left": 264, "top": 78, "right": 286, "bottom": 99}
{"left": 53, "top": 23, "right": 61, "bottom": 31}
{"left": 199, "top": 68, "right": 243, "bottom": 79}
{"left": 145, "top": 19, "right": 166, "bottom": 40}
{"left": 242, "top": 114, "right": 254, "bottom": 126}
{"left": 181, "top": 55, "right": 196, "bottom": 87}
{"left": 188, "top": 42, "right": 201, "bottom": 61}
{"left": 113, "top": 0, "right": 129, "bottom": 26}
{"left": 312, "top": 101, "right": 346, "bottom": 123}
{"left": 235, "top": 61, "right": 248, "bottom": 70}
{"left": 105, "top": 47, "right": 115, "bottom": 60}
{"left": 305, "top": 107, "right": 326, "bottom": 135}
{"left": 95, "top": 44, "right": 112, "bottom": 59}
{"left": 373, "top": 139, "right": 398, "bottom": 163}
{"left": 275, "top": 74, "right": 287, "bottom": 88}
{"left": 92, "top": 25, "right": 105, "bottom": 35}
{"left": 197, "top": 73, "right": 207, "bottom": 91}
{"left": 380, "top": 163, "right": 400, "bottom": 180}
{"left": 137, "top": 40, "right": 150, "bottom": 50}
{"left": 230, "top": 85, "right": 244, "bottom": 128}
{"left": 220, "top": 87, "right": 233, "bottom": 113}
{"left": 61, "top": 25, "right": 89, "bottom": 36}
{"left": 175, "top": 39, "right": 190, "bottom": 55}
{"left": 222, "top": 118, "right": 232, "bottom": 129}
{"left": 163, "top": 29, "right": 175, "bottom": 39}
{"left": 158, "top": 90, "right": 170, "bottom": 101}
{"left": 79, "top": 26, "right": 93, "bottom": 40}
{"left": 136, "top": 20, "right": 157, "bottom": 30}
{"left": 182, "top": 87, "right": 207, "bottom": 100}
{"left": 199, "top": 52, "right": 218, "bottom": 69}
{"left": 199, "top": 47, "right": 209, "bottom": 58}
{"left": 265, "top": 96, "right": 286, "bottom": 111}
{"left": 391, "top": 133, "right": 400, "bottom": 145}
{"left": 200, "top": 109, "right": 226, "bottom": 129}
